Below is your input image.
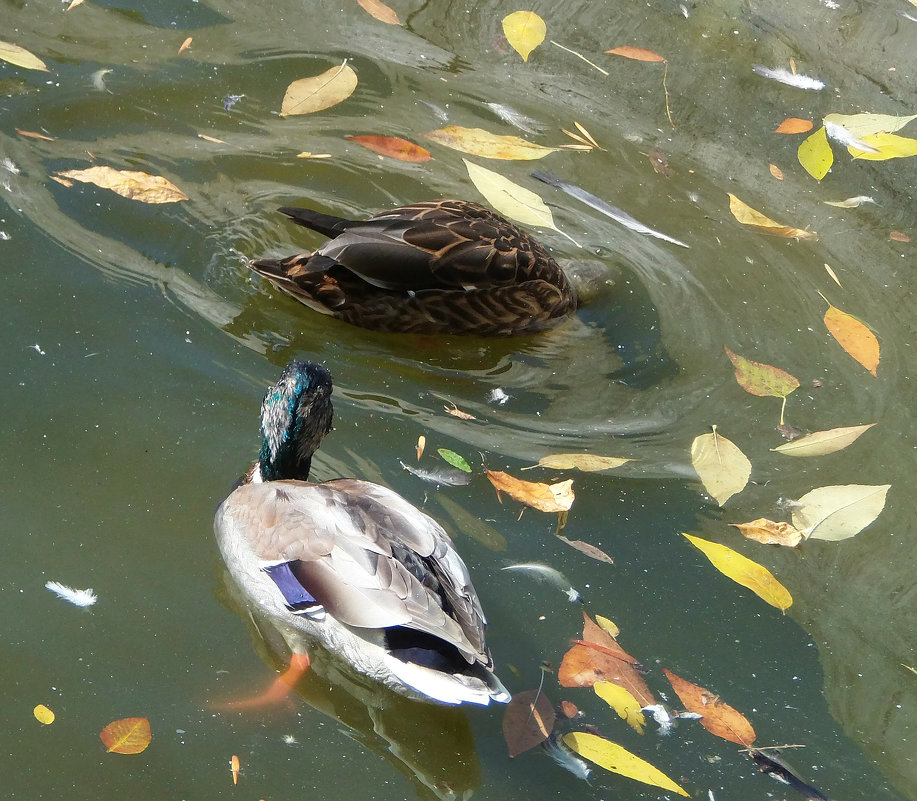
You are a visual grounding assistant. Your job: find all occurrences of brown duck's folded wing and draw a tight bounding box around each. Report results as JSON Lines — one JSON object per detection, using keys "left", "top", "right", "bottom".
{"left": 218, "top": 479, "right": 489, "bottom": 662}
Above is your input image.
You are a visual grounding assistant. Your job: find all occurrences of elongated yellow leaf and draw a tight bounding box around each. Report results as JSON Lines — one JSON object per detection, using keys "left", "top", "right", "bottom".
{"left": 791, "top": 484, "right": 890, "bottom": 541}
{"left": 724, "top": 346, "right": 799, "bottom": 398}
{"left": 424, "top": 126, "right": 557, "bottom": 160}
{"left": 594, "top": 681, "right": 646, "bottom": 734}
{"left": 728, "top": 193, "right": 818, "bottom": 240}
{"left": 848, "top": 132, "right": 917, "bottom": 160}
{"left": 502, "top": 11, "right": 546, "bottom": 61}
{"left": 0, "top": 40, "right": 49, "bottom": 71}
{"left": 771, "top": 423, "right": 875, "bottom": 457}
{"left": 690, "top": 430, "right": 751, "bottom": 506}
{"left": 33, "top": 704, "right": 55, "bottom": 724}
{"left": 823, "top": 302, "right": 879, "bottom": 375}
{"left": 824, "top": 111, "right": 917, "bottom": 138}
{"left": 463, "top": 158, "right": 561, "bottom": 232}
{"left": 562, "top": 732, "right": 688, "bottom": 796}
{"left": 280, "top": 62, "right": 357, "bottom": 116}
{"left": 797, "top": 126, "right": 833, "bottom": 181}
{"left": 55, "top": 166, "right": 189, "bottom": 204}
{"left": 683, "top": 533, "right": 792, "bottom": 610}
{"left": 531, "top": 453, "right": 630, "bottom": 471}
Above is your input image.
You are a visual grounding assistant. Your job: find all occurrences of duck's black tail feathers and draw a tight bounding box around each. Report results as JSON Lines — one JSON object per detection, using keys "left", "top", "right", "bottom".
{"left": 278, "top": 206, "right": 354, "bottom": 239}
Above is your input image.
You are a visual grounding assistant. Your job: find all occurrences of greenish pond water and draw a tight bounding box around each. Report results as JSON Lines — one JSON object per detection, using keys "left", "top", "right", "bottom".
{"left": 2, "top": 1, "right": 915, "bottom": 799}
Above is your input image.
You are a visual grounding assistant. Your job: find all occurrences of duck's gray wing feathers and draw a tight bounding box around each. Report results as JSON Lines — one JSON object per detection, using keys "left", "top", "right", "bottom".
{"left": 216, "top": 478, "right": 489, "bottom": 664}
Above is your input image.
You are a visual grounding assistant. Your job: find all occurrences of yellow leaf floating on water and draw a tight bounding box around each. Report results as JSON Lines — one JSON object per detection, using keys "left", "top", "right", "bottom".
{"left": 562, "top": 732, "right": 689, "bottom": 796}
{"left": 280, "top": 62, "right": 357, "bottom": 116}
{"left": 791, "top": 484, "right": 890, "bottom": 541}
{"left": 724, "top": 346, "right": 799, "bottom": 398}
{"left": 797, "top": 126, "right": 833, "bottom": 181}
{"left": 502, "top": 11, "right": 546, "bottom": 61}
{"left": 55, "top": 166, "right": 189, "bottom": 204}
{"left": 690, "top": 429, "right": 751, "bottom": 506}
{"left": 594, "top": 681, "right": 646, "bottom": 734}
{"left": 682, "top": 533, "right": 793, "bottom": 610}
{"left": 529, "top": 453, "right": 631, "bottom": 472}
{"left": 486, "top": 469, "right": 573, "bottom": 512}
{"left": 728, "top": 193, "right": 818, "bottom": 240}
{"left": 33, "top": 704, "right": 55, "bottom": 724}
{"left": 730, "top": 518, "right": 803, "bottom": 547}
{"left": 0, "top": 40, "right": 49, "bottom": 71}
{"left": 463, "top": 159, "right": 572, "bottom": 242}
{"left": 771, "top": 423, "right": 876, "bottom": 457}
{"left": 100, "top": 717, "right": 152, "bottom": 754}
{"left": 356, "top": 0, "right": 400, "bottom": 25}
{"left": 822, "top": 300, "right": 879, "bottom": 375}
{"left": 424, "top": 126, "right": 557, "bottom": 160}
{"left": 847, "top": 132, "right": 917, "bottom": 160}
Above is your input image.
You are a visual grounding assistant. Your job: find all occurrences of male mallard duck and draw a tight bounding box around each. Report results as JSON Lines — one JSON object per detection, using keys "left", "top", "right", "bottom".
{"left": 250, "top": 199, "right": 577, "bottom": 336}
{"left": 214, "top": 360, "right": 510, "bottom": 706}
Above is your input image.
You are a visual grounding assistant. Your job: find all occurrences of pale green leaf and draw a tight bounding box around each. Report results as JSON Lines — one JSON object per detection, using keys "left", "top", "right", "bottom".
{"left": 791, "top": 484, "right": 890, "bottom": 541}
{"left": 437, "top": 448, "right": 472, "bottom": 473}
{"left": 824, "top": 111, "right": 917, "bottom": 138}
{"left": 690, "top": 430, "right": 751, "bottom": 506}
{"left": 771, "top": 423, "right": 875, "bottom": 457}
{"left": 0, "top": 40, "right": 49, "bottom": 72}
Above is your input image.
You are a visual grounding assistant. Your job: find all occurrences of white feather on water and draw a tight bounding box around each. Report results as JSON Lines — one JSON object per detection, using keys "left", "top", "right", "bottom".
{"left": 501, "top": 562, "right": 582, "bottom": 603}
{"left": 45, "top": 580, "right": 97, "bottom": 607}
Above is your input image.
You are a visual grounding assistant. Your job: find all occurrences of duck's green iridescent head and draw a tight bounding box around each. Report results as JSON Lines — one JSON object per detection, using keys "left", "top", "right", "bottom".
{"left": 258, "top": 361, "right": 333, "bottom": 482}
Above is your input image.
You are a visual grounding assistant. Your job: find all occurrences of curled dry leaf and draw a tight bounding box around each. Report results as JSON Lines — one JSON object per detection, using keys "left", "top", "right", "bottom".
{"left": 562, "top": 732, "right": 689, "bottom": 796}
{"left": 502, "top": 689, "right": 556, "bottom": 756}
{"left": 531, "top": 453, "right": 630, "bottom": 472}
{"left": 775, "top": 117, "right": 814, "bottom": 134}
{"left": 662, "top": 668, "right": 757, "bottom": 746}
{"left": 823, "top": 300, "right": 879, "bottom": 376}
{"left": 594, "top": 681, "right": 646, "bottom": 734}
{"left": 178, "top": 37, "right": 192, "bottom": 54}
{"left": 415, "top": 434, "right": 425, "bottom": 461}
{"left": 55, "top": 166, "right": 189, "bottom": 204}
{"left": 791, "top": 484, "right": 890, "bottom": 541}
{"left": 502, "top": 11, "right": 546, "bottom": 61}
{"left": 16, "top": 128, "right": 55, "bottom": 141}
{"left": 356, "top": 0, "right": 400, "bottom": 24}
{"left": 604, "top": 46, "right": 665, "bottom": 63}
{"left": 346, "top": 135, "right": 430, "bottom": 162}
{"left": 690, "top": 430, "right": 751, "bottom": 506}
{"left": 682, "top": 533, "right": 793, "bottom": 610}
{"left": 771, "top": 423, "right": 875, "bottom": 457}
{"left": 100, "top": 717, "right": 152, "bottom": 754}
{"left": 0, "top": 40, "right": 49, "bottom": 71}
{"left": 486, "top": 469, "right": 573, "bottom": 512}
{"left": 280, "top": 62, "right": 357, "bottom": 116}
{"left": 230, "top": 754, "right": 240, "bottom": 785}
{"left": 730, "top": 518, "right": 803, "bottom": 547}
{"left": 728, "top": 193, "right": 818, "bottom": 240}
{"left": 425, "top": 126, "right": 557, "bottom": 160}
{"left": 724, "top": 346, "right": 799, "bottom": 398}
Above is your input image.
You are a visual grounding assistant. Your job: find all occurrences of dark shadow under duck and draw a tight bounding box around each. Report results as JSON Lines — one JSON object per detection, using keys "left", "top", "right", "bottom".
{"left": 250, "top": 200, "right": 578, "bottom": 336}
{"left": 214, "top": 360, "right": 510, "bottom": 705}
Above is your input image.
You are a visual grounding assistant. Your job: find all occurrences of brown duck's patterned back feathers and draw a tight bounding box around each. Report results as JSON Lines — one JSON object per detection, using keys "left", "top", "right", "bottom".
{"left": 251, "top": 199, "right": 577, "bottom": 336}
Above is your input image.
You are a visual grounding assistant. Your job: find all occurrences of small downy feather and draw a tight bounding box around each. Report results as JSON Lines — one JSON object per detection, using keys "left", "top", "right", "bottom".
{"left": 501, "top": 562, "right": 582, "bottom": 603}
{"left": 542, "top": 734, "right": 592, "bottom": 782}
{"left": 45, "top": 580, "right": 97, "bottom": 607}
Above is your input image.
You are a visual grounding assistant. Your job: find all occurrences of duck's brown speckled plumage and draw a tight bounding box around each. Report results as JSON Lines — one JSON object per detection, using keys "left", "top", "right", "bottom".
{"left": 250, "top": 200, "right": 577, "bottom": 336}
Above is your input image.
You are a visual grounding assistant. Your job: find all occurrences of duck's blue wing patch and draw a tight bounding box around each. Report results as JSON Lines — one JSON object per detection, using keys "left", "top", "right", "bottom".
{"left": 263, "top": 562, "right": 324, "bottom": 618}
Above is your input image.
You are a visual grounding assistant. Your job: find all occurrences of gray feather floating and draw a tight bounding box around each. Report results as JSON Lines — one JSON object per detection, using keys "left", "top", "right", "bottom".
{"left": 501, "top": 562, "right": 583, "bottom": 603}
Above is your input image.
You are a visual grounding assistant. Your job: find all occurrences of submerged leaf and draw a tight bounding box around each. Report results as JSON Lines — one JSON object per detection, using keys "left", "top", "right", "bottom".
{"left": 425, "top": 126, "right": 557, "bottom": 160}
{"left": 502, "top": 11, "right": 546, "bottom": 61}
{"left": 486, "top": 469, "right": 573, "bottom": 512}
{"left": 563, "top": 732, "right": 688, "bottom": 796}
{"left": 791, "top": 484, "right": 890, "bottom": 541}
{"left": 503, "top": 689, "right": 556, "bottom": 756}
{"left": 55, "top": 166, "right": 188, "bottom": 204}
{"left": 682, "top": 533, "right": 792, "bottom": 610}
{"left": 663, "top": 668, "right": 757, "bottom": 745}
{"left": 280, "top": 62, "right": 357, "bottom": 116}
{"left": 724, "top": 346, "right": 799, "bottom": 398}
{"left": 100, "top": 717, "right": 152, "bottom": 754}
{"left": 436, "top": 493, "right": 507, "bottom": 551}
{"left": 771, "top": 423, "right": 875, "bottom": 457}
{"left": 690, "top": 430, "right": 751, "bottom": 506}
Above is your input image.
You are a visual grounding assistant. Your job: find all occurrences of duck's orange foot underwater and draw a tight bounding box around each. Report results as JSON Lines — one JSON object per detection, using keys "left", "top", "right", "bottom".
{"left": 213, "top": 652, "right": 312, "bottom": 711}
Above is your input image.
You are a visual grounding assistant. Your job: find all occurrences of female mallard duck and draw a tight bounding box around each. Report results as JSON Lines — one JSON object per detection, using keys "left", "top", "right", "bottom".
{"left": 250, "top": 199, "right": 577, "bottom": 336}
{"left": 214, "top": 360, "right": 510, "bottom": 706}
